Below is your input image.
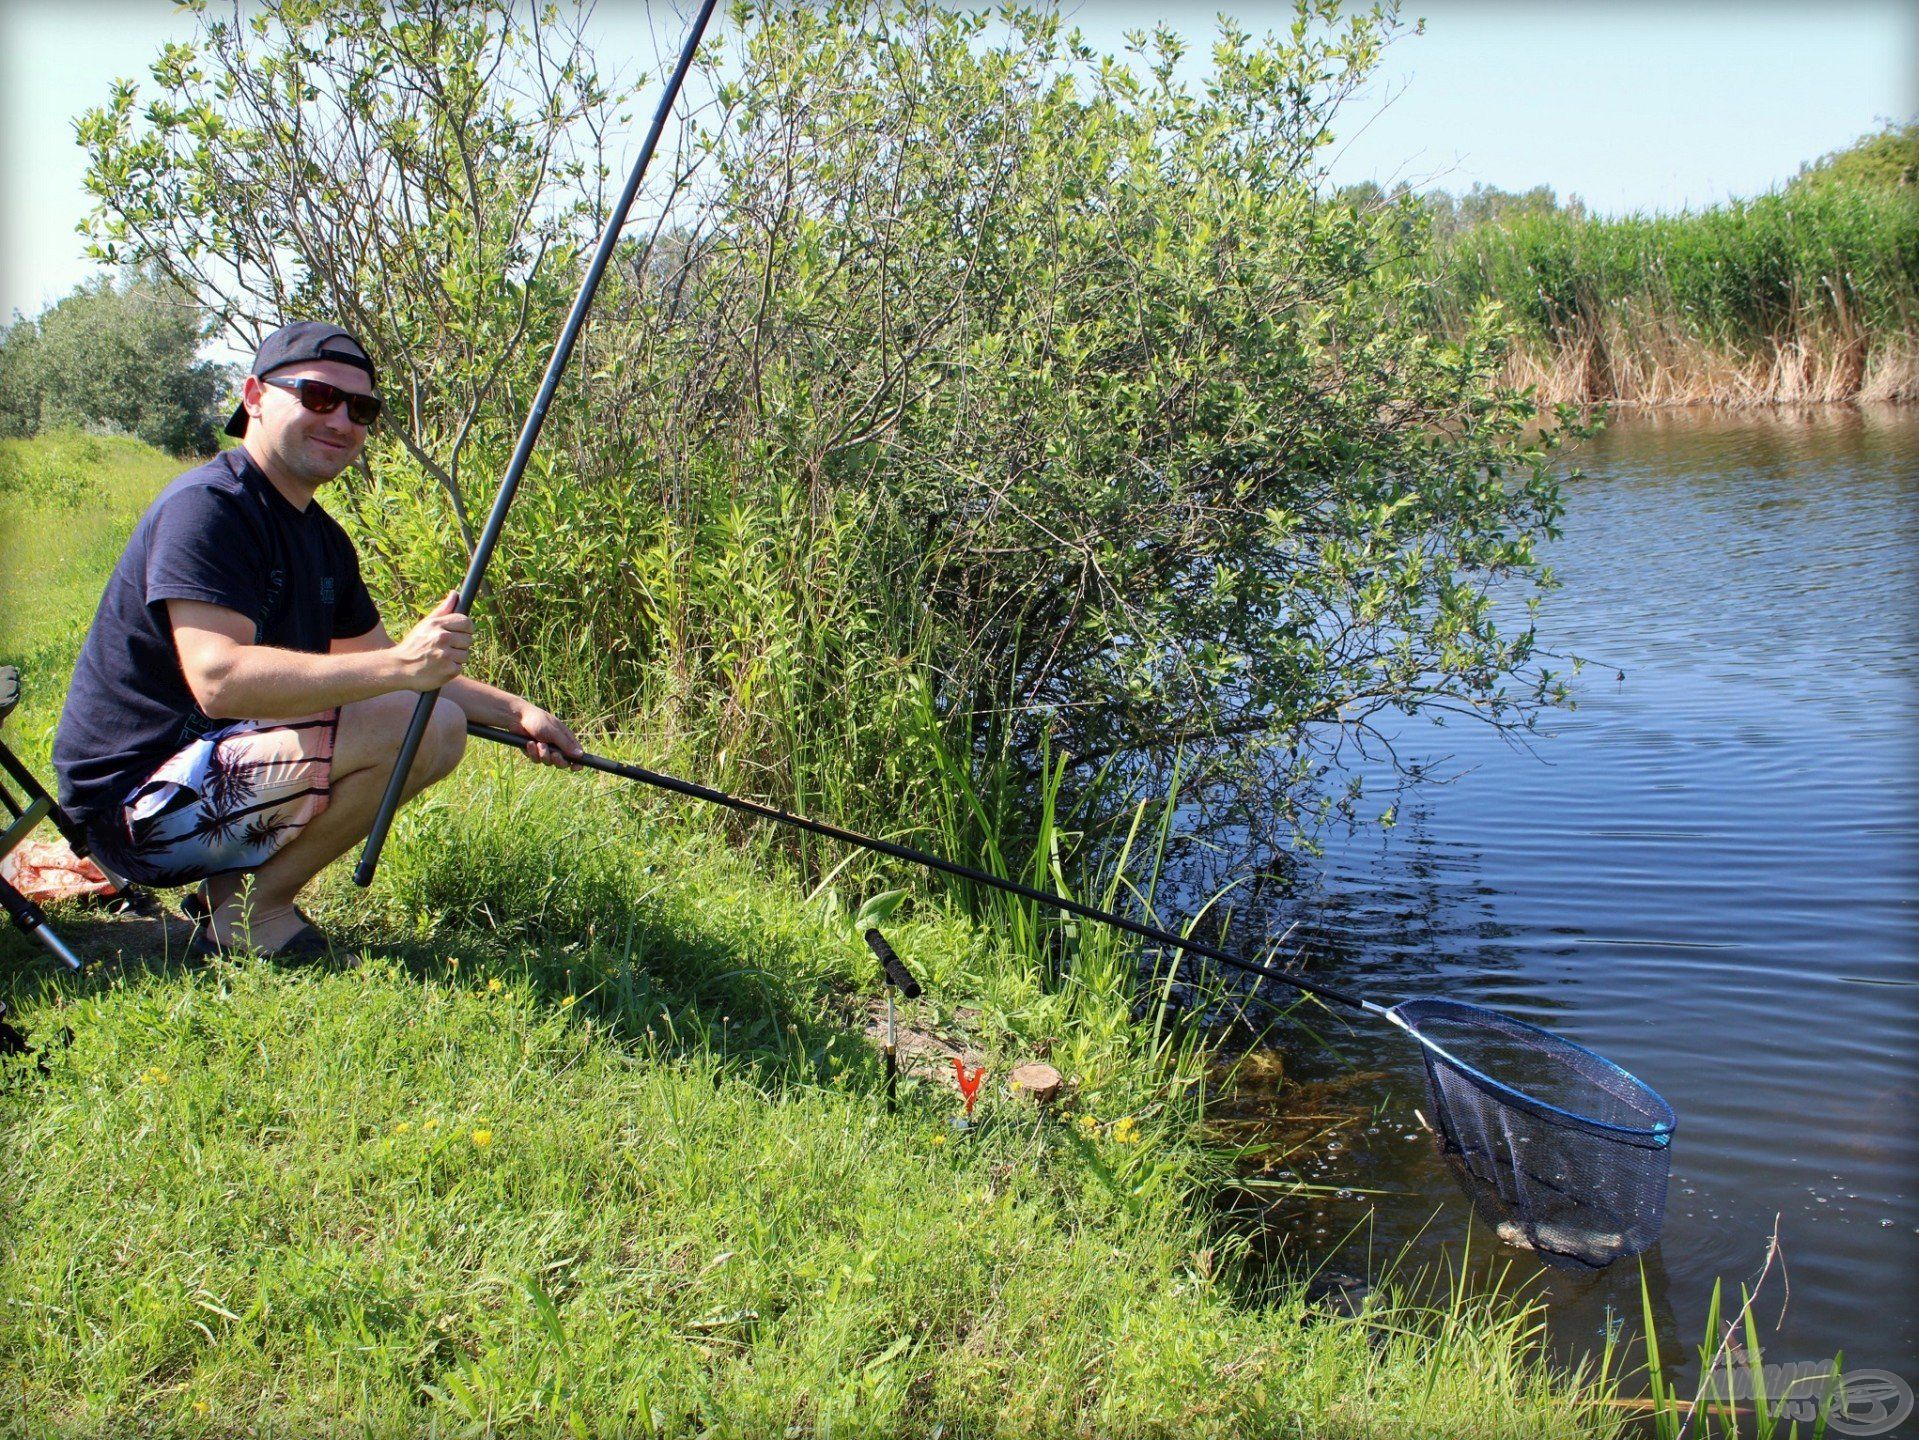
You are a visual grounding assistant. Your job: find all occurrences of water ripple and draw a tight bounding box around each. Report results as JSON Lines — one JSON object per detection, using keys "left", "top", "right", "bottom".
{"left": 1188, "top": 410, "right": 1919, "bottom": 1377}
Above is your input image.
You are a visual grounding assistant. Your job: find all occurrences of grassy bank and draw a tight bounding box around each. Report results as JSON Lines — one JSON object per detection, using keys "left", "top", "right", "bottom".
{"left": 0, "top": 431, "right": 181, "bottom": 666}
{"left": 0, "top": 432, "right": 1626, "bottom": 1436}
{"left": 1421, "top": 186, "right": 1919, "bottom": 406}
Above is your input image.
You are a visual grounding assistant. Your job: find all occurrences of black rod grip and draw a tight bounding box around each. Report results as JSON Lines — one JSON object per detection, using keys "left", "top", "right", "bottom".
{"left": 864, "top": 928, "right": 922, "bottom": 999}
{"left": 352, "top": 0, "right": 719, "bottom": 888}
{"left": 461, "top": 722, "right": 1374, "bottom": 1015}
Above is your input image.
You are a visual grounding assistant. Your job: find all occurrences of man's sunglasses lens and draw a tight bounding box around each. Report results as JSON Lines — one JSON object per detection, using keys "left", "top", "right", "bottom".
{"left": 269, "top": 377, "right": 382, "bottom": 426}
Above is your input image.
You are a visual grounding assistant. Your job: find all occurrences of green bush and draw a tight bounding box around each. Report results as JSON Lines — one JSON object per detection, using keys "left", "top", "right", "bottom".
{"left": 1791, "top": 118, "right": 1919, "bottom": 194}
{"left": 82, "top": 1, "right": 1570, "bottom": 864}
{"left": 0, "top": 271, "right": 227, "bottom": 454}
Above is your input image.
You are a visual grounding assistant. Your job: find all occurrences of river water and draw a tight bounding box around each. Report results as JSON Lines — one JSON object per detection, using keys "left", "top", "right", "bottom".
{"left": 1224, "top": 409, "right": 1918, "bottom": 1389}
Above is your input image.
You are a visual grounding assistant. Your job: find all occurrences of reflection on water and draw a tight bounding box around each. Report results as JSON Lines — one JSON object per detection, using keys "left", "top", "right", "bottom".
{"left": 1188, "top": 407, "right": 1919, "bottom": 1382}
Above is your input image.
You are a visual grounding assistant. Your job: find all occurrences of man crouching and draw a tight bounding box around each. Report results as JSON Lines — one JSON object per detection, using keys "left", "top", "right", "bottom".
{"left": 53, "top": 321, "right": 580, "bottom": 961}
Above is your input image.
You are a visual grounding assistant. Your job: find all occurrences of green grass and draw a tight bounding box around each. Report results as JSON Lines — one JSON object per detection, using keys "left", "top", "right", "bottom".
{"left": 1430, "top": 188, "right": 1919, "bottom": 345}
{"left": 0, "top": 430, "right": 180, "bottom": 675}
{"left": 0, "top": 434, "right": 1623, "bottom": 1437}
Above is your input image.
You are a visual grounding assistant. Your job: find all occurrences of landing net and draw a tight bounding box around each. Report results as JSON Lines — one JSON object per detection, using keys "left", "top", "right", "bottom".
{"left": 1388, "top": 998, "right": 1675, "bottom": 1269}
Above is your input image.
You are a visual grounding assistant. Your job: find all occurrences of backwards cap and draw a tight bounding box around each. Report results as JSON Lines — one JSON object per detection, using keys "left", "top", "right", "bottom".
{"left": 225, "top": 321, "right": 378, "bottom": 438}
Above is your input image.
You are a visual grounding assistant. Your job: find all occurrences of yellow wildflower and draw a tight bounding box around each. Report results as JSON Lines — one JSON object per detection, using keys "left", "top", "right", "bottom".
{"left": 931, "top": 1133, "right": 948, "bottom": 1146}
{"left": 192, "top": 1399, "right": 210, "bottom": 1416}
{"left": 422, "top": 1116, "right": 440, "bottom": 1132}
{"left": 394, "top": 1121, "right": 412, "bottom": 1135}
{"left": 486, "top": 977, "right": 503, "bottom": 994}
{"left": 561, "top": 994, "right": 577, "bottom": 1007}
{"left": 471, "top": 1128, "right": 493, "bottom": 1148}
{"left": 1077, "top": 1113, "right": 1099, "bottom": 1134}
{"left": 1112, "top": 1116, "right": 1141, "bottom": 1145}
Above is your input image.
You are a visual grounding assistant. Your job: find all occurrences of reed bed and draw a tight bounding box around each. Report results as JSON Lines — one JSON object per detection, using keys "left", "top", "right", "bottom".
{"left": 1422, "top": 187, "right": 1919, "bottom": 406}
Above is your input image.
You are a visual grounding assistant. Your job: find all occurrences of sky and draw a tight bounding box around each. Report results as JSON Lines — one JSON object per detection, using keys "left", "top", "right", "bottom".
{"left": 2, "top": 1, "right": 1913, "bottom": 326}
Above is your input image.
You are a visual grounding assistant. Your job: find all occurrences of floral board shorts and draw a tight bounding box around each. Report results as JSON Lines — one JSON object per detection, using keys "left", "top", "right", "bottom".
{"left": 91, "top": 711, "right": 339, "bottom": 887}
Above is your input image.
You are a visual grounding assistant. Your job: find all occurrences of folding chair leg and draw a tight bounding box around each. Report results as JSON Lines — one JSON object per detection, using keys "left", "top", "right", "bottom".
{"left": 1, "top": 875, "right": 83, "bottom": 971}
{"left": 0, "top": 738, "right": 98, "bottom": 859}
{"left": 0, "top": 734, "right": 138, "bottom": 897}
{"left": 0, "top": 673, "right": 108, "bottom": 962}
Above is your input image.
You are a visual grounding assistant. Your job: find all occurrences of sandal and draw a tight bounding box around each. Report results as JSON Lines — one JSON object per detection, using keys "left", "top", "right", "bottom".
{"left": 182, "top": 885, "right": 320, "bottom": 935}
{"left": 188, "top": 919, "right": 355, "bottom": 968}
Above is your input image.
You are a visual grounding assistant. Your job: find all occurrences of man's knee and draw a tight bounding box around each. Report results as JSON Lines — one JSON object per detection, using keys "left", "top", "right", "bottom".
{"left": 336, "top": 691, "right": 465, "bottom": 782}
{"left": 424, "top": 696, "right": 467, "bottom": 780}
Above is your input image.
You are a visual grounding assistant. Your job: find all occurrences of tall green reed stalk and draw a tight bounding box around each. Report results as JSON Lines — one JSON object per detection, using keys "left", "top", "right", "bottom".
{"left": 1419, "top": 187, "right": 1919, "bottom": 404}
{"left": 1636, "top": 1267, "right": 1843, "bottom": 1440}
{"left": 472, "top": 478, "right": 947, "bottom": 857}
{"left": 899, "top": 671, "right": 1250, "bottom": 1095}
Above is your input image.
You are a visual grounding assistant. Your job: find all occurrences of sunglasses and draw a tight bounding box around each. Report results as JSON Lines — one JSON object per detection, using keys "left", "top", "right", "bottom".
{"left": 261, "top": 376, "right": 383, "bottom": 428}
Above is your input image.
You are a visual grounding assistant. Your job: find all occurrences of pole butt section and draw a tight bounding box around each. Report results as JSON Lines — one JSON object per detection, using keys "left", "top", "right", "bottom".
{"left": 353, "top": 688, "right": 440, "bottom": 886}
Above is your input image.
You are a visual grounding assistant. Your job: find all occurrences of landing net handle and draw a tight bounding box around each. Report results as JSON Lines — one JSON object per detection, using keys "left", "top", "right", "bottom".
{"left": 466, "top": 724, "right": 1677, "bottom": 1265}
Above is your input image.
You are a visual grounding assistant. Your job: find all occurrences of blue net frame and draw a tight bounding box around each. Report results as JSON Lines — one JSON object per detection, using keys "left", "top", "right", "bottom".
{"left": 1388, "top": 998, "right": 1676, "bottom": 1269}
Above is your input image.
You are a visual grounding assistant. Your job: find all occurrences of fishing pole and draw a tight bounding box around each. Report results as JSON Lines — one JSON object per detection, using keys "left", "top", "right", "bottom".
{"left": 355, "top": 0, "right": 720, "bottom": 888}
{"left": 462, "top": 722, "right": 1368, "bottom": 1014}
{"left": 463, "top": 722, "right": 1680, "bottom": 1268}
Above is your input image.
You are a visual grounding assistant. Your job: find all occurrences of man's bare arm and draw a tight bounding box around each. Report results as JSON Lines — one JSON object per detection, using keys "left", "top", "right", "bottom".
{"left": 332, "top": 621, "right": 522, "bottom": 728}
{"left": 168, "top": 593, "right": 470, "bottom": 720}
{"left": 332, "top": 621, "right": 582, "bottom": 767}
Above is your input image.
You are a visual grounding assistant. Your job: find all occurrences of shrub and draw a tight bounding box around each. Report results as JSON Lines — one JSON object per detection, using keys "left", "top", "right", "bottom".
{"left": 80, "top": 0, "right": 1571, "bottom": 858}
{"left": 1791, "top": 118, "right": 1919, "bottom": 195}
{"left": 0, "top": 270, "right": 227, "bottom": 454}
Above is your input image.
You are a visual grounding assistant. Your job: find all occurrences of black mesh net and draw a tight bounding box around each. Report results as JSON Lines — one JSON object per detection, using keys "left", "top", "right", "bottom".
{"left": 1389, "top": 998, "right": 1675, "bottom": 1269}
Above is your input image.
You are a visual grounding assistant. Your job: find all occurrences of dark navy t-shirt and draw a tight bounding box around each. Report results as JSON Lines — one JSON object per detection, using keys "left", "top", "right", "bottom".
{"left": 53, "top": 449, "right": 380, "bottom": 829}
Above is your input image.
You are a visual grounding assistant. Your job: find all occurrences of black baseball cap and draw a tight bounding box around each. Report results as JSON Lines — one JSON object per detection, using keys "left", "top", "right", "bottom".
{"left": 225, "top": 321, "right": 379, "bottom": 438}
